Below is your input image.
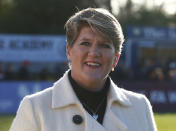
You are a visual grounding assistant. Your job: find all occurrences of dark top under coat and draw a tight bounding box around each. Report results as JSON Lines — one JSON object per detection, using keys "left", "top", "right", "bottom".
{"left": 68, "top": 71, "right": 110, "bottom": 124}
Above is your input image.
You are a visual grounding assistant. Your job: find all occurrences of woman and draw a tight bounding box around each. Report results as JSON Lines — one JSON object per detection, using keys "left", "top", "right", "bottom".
{"left": 10, "top": 8, "right": 157, "bottom": 131}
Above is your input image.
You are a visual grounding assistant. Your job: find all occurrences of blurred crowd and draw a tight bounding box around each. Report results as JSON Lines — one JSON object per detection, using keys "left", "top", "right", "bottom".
{"left": 110, "top": 58, "right": 176, "bottom": 83}
{"left": 0, "top": 58, "right": 176, "bottom": 82}
{"left": 138, "top": 58, "right": 176, "bottom": 82}
{"left": 0, "top": 61, "right": 69, "bottom": 81}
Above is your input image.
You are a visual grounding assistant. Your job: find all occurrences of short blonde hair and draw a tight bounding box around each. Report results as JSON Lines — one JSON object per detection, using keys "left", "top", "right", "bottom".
{"left": 65, "top": 8, "right": 124, "bottom": 53}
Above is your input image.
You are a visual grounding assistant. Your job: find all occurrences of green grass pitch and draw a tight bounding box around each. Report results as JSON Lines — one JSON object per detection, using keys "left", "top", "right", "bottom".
{"left": 0, "top": 113, "right": 175, "bottom": 131}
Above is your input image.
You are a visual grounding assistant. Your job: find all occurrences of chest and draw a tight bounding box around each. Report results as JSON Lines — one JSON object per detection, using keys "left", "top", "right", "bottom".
{"left": 37, "top": 104, "right": 148, "bottom": 131}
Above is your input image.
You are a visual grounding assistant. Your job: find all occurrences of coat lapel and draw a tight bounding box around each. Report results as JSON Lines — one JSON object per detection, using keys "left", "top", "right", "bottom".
{"left": 103, "top": 109, "right": 128, "bottom": 131}
{"left": 85, "top": 111, "right": 106, "bottom": 131}
{"left": 103, "top": 79, "right": 132, "bottom": 131}
{"left": 52, "top": 70, "right": 80, "bottom": 109}
{"left": 107, "top": 79, "right": 132, "bottom": 107}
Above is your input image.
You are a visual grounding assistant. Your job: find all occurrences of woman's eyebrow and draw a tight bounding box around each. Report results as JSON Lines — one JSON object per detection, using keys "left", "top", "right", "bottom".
{"left": 98, "top": 41, "right": 113, "bottom": 45}
{"left": 79, "top": 37, "right": 111, "bottom": 44}
{"left": 79, "top": 37, "right": 91, "bottom": 41}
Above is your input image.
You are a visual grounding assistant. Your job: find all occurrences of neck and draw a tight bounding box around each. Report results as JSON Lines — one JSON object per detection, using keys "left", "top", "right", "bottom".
{"left": 70, "top": 73, "right": 107, "bottom": 92}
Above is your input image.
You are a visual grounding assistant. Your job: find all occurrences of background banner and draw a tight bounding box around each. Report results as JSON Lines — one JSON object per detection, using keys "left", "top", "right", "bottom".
{"left": 0, "top": 81, "right": 175, "bottom": 113}
{"left": 0, "top": 81, "right": 53, "bottom": 113}
{"left": 0, "top": 34, "right": 67, "bottom": 62}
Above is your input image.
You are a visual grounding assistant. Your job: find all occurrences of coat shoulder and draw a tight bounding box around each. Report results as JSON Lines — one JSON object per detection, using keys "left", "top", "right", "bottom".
{"left": 120, "top": 88, "right": 146, "bottom": 100}
{"left": 26, "top": 86, "right": 53, "bottom": 100}
{"left": 117, "top": 87, "right": 150, "bottom": 107}
{"left": 23, "top": 86, "right": 53, "bottom": 109}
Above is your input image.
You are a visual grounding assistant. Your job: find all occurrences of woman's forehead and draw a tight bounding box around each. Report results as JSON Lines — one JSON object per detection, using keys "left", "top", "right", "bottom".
{"left": 77, "top": 26, "right": 110, "bottom": 43}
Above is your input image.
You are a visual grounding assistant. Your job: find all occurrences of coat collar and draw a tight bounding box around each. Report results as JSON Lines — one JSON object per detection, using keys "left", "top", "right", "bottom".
{"left": 107, "top": 79, "right": 132, "bottom": 107}
{"left": 52, "top": 70, "right": 132, "bottom": 109}
{"left": 52, "top": 70, "right": 81, "bottom": 109}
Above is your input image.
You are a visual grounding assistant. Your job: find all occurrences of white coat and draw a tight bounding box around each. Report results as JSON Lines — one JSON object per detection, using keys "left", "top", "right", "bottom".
{"left": 10, "top": 71, "right": 157, "bottom": 131}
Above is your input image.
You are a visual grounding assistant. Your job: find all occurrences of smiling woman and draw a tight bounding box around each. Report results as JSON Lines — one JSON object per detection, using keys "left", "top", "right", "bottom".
{"left": 10, "top": 8, "right": 157, "bottom": 131}
{"left": 66, "top": 26, "right": 117, "bottom": 91}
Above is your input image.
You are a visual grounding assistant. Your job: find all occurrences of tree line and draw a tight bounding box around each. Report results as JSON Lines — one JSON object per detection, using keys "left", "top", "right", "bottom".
{"left": 0, "top": 0, "right": 175, "bottom": 34}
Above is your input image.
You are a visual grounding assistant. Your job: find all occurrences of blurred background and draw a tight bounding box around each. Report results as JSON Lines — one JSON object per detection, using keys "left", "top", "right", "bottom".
{"left": 0, "top": 0, "right": 176, "bottom": 130}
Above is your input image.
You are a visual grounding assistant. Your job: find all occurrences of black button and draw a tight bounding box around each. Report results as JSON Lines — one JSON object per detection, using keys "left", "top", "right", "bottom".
{"left": 72, "top": 115, "right": 83, "bottom": 124}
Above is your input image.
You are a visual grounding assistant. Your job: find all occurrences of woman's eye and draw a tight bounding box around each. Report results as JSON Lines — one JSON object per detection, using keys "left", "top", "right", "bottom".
{"left": 80, "top": 42, "right": 90, "bottom": 46}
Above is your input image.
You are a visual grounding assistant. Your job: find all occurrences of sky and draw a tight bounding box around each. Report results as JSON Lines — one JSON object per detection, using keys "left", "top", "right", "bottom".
{"left": 111, "top": 0, "right": 176, "bottom": 15}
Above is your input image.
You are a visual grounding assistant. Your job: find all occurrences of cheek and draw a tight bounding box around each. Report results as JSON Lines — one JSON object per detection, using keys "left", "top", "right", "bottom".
{"left": 69, "top": 47, "right": 84, "bottom": 63}
{"left": 103, "top": 53, "right": 115, "bottom": 66}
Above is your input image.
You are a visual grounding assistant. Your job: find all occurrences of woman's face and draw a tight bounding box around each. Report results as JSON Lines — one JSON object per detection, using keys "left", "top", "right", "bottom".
{"left": 66, "top": 26, "right": 119, "bottom": 91}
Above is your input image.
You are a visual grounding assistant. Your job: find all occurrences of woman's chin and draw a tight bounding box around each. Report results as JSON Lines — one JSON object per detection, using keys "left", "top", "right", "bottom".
{"left": 82, "top": 74, "right": 105, "bottom": 85}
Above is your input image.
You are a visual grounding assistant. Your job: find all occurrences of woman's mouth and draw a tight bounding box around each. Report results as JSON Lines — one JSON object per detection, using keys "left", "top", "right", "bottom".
{"left": 85, "top": 62, "right": 101, "bottom": 68}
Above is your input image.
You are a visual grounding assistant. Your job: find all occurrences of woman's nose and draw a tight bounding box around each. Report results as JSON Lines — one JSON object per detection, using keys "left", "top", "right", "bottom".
{"left": 88, "top": 46, "right": 101, "bottom": 57}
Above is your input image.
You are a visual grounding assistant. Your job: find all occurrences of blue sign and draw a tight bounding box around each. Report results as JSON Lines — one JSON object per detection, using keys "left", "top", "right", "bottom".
{"left": 128, "top": 26, "right": 176, "bottom": 40}
{"left": 0, "top": 81, "right": 176, "bottom": 113}
{"left": 0, "top": 34, "right": 67, "bottom": 62}
{"left": 0, "top": 81, "right": 53, "bottom": 113}
{"left": 125, "top": 26, "right": 176, "bottom": 68}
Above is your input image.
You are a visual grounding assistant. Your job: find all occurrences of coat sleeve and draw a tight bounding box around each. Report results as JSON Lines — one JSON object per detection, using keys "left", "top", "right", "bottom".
{"left": 143, "top": 96, "right": 157, "bottom": 131}
{"left": 10, "top": 96, "right": 39, "bottom": 131}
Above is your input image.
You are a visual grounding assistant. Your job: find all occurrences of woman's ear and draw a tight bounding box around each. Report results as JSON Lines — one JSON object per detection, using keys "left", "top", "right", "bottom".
{"left": 66, "top": 44, "right": 71, "bottom": 62}
{"left": 112, "top": 53, "right": 120, "bottom": 71}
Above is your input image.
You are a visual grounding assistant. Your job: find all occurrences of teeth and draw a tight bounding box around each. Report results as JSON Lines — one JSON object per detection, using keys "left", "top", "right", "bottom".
{"left": 87, "top": 62, "right": 100, "bottom": 66}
